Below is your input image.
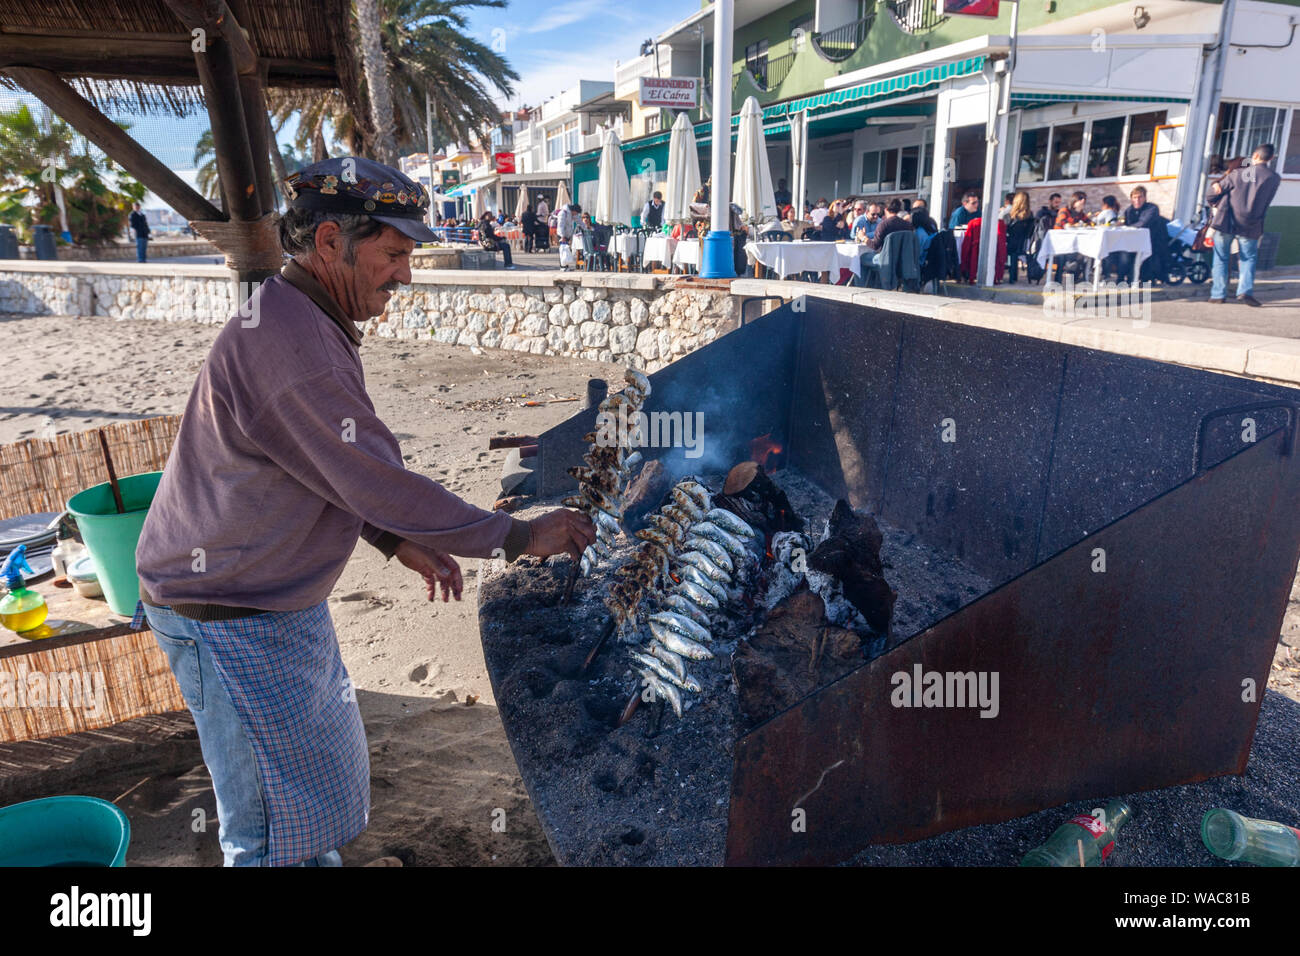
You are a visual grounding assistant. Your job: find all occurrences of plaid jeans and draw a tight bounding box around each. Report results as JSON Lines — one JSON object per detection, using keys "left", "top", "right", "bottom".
{"left": 145, "top": 601, "right": 369, "bottom": 866}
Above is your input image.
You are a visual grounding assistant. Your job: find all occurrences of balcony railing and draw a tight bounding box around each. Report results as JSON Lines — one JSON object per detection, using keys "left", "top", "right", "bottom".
{"left": 887, "top": 0, "right": 948, "bottom": 34}
{"left": 811, "top": 14, "right": 875, "bottom": 62}
{"left": 748, "top": 50, "right": 797, "bottom": 92}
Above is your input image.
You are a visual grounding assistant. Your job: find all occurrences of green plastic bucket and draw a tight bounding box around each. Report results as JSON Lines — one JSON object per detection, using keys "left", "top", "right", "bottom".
{"left": 0, "top": 796, "right": 130, "bottom": 866}
{"left": 67, "top": 471, "right": 161, "bottom": 616}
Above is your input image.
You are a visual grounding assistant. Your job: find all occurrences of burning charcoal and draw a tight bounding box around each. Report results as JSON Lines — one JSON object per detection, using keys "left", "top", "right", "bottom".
{"left": 808, "top": 500, "right": 896, "bottom": 634}
{"left": 623, "top": 459, "right": 669, "bottom": 528}
{"left": 732, "top": 589, "right": 863, "bottom": 727}
{"left": 717, "top": 462, "right": 804, "bottom": 534}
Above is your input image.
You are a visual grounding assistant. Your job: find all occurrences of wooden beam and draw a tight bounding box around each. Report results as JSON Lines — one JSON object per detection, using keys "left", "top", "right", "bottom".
{"left": 0, "top": 35, "right": 195, "bottom": 64}
{"left": 227, "top": 0, "right": 275, "bottom": 215}
{"left": 192, "top": 36, "right": 261, "bottom": 223}
{"left": 162, "top": 0, "right": 257, "bottom": 76}
{"left": 2, "top": 67, "right": 222, "bottom": 223}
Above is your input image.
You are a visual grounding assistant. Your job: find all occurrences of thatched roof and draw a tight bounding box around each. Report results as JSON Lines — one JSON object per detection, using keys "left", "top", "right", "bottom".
{"left": 0, "top": 0, "right": 363, "bottom": 117}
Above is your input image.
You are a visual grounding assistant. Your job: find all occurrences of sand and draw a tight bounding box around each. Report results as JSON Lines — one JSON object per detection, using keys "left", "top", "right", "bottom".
{"left": 2, "top": 309, "right": 1298, "bottom": 866}
{"left": 1, "top": 311, "right": 619, "bottom": 865}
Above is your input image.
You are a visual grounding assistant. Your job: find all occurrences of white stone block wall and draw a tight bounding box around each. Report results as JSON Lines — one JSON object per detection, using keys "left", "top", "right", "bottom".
{"left": 0, "top": 268, "right": 737, "bottom": 370}
{"left": 363, "top": 280, "right": 735, "bottom": 371}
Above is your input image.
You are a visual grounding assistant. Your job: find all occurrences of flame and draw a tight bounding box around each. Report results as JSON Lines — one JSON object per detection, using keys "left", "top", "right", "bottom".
{"left": 670, "top": 573, "right": 681, "bottom": 585}
{"left": 750, "top": 433, "right": 783, "bottom": 469}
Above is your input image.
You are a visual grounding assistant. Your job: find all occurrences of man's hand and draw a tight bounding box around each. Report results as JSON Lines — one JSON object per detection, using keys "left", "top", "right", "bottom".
{"left": 394, "top": 540, "right": 463, "bottom": 602}
{"left": 525, "top": 509, "right": 596, "bottom": 561}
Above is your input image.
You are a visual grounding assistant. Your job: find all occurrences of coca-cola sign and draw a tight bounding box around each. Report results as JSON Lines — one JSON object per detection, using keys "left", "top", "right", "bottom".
{"left": 639, "top": 77, "right": 698, "bottom": 109}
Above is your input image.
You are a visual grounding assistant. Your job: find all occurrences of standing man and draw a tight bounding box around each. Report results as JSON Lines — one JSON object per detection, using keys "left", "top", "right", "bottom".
{"left": 641, "top": 191, "right": 665, "bottom": 232}
{"left": 136, "top": 158, "right": 593, "bottom": 866}
{"left": 534, "top": 194, "right": 550, "bottom": 251}
{"left": 1207, "top": 143, "right": 1281, "bottom": 307}
{"left": 129, "top": 203, "right": 150, "bottom": 262}
{"left": 773, "top": 178, "right": 791, "bottom": 209}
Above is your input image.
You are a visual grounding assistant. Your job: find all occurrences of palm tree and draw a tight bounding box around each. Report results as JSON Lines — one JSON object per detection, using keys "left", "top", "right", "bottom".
{"left": 0, "top": 104, "right": 143, "bottom": 243}
{"left": 358, "top": 0, "right": 399, "bottom": 164}
{"left": 268, "top": 0, "right": 518, "bottom": 161}
{"left": 192, "top": 129, "right": 220, "bottom": 200}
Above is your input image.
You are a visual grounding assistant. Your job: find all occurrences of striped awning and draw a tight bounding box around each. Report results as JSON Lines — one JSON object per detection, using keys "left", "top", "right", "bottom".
{"left": 1011, "top": 91, "right": 1190, "bottom": 108}
{"left": 569, "top": 55, "right": 987, "bottom": 162}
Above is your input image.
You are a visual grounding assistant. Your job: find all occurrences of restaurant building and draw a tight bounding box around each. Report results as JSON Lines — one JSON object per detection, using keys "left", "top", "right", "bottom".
{"left": 572, "top": 0, "right": 1300, "bottom": 265}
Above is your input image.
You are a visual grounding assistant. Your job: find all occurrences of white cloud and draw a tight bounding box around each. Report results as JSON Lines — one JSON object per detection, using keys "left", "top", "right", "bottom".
{"left": 524, "top": 0, "right": 639, "bottom": 34}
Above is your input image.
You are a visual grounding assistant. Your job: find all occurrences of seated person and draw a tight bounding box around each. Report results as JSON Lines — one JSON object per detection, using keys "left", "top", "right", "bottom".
{"left": 1051, "top": 191, "right": 1092, "bottom": 280}
{"left": 866, "top": 198, "right": 912, "bottom": 261}
{"left": 1122, "top": 186, "right": 1168, "bottom": 282}
{"left": 910, "top": 209, "right": 939, "bottom": 267}
{"left": 1094, "top": 194, "right": 1121, "bottom": 225}
{"left": 478, "top": 211, "right": 514, "bottom": 269}
{"left": 948, "top": 190, "right": 980, "bottom": 229}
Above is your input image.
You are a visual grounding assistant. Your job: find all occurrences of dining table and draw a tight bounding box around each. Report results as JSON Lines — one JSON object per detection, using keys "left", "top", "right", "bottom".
{"left": 1037, "top": 225, "right": 1151, "bottom": 290}
{"left": 744, "top": 240, "right": 872, "bottom": 282}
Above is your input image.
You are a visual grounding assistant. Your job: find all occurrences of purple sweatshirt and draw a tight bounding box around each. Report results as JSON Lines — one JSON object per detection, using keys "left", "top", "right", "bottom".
{"left": 137, "top": 261, "right": 528, "bottom": 615}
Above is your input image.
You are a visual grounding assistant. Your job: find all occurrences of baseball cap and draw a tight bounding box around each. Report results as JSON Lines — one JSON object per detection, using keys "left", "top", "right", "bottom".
{"left": 282, "top": 156, "right": 439, "bottom": 243}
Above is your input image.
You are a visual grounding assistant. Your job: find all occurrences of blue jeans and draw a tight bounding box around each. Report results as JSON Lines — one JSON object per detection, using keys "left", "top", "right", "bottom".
{"left": 1211, "top": 234, "right": 1259, "bottom": 299}
{"left": 135, "top": 235, "right": 148, "bottom": 262}
{"left": 145, "top": 603, "right": 342, "bottom": 867}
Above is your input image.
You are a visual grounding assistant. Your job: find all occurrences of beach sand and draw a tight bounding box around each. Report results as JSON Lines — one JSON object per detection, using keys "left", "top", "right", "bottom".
{"left": 1, "top": 311, "right": 617, "bottom": 865}
{"left": 2, "top": 310, "right": 1297, "bottom": 866}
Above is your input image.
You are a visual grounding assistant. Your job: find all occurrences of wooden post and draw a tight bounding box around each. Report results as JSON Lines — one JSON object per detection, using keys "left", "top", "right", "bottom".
{"left": 3, "top": 67, "right": 222, "bottom": 223}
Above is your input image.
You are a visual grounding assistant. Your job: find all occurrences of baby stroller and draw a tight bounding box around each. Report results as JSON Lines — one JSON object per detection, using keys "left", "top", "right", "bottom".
{"left": 1164, "top": 215, "right": 1211, "bottom": 285}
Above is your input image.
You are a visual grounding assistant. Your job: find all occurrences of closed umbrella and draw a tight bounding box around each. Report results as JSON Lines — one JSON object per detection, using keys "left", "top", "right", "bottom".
{"left": 789, "top": 109, "right": 808, "bottom": 219}
{"left": 664, "top": 112, "right": 702, "bottom": 225}
{"left": 515, "top": 186, "right": 529, "bottom": 220}
{"left": 472, "top": 186, "right": 487, "bottom": 220}
{"left": 595, "top": 129, "right": 632, "bottom": 227}
{"left": 733, "top": 96, "right": 778, "bottom": 228}
{"left": 556, "top": 180, "right": 571, "bottom": 210}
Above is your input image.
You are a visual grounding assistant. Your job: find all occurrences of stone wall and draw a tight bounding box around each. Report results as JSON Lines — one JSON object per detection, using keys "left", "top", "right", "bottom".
{"left": 363, "top": 276, "right": 736, "bottom": 370}
{"left": 0, "top": 266, "right": 736, "bottom": 371}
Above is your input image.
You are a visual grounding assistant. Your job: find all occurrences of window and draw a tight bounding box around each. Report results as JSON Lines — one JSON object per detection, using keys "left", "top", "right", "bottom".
{"left": 745, "top": 39, "right": 768, "bottom": 73}
{"left": 645, "top": 111, "right": 661, "bottom": 134}
{"left": 898, "top": 145, "right": 920, "bottom": 191}
{"left": 564, "top": 119, "right": 580, "bottom": 156}
{"left": 1049, "top": 122, "right": 1084, "bottom": 180}
{"left": 1284, "top": 109, "right": 1300, "bottom": 174}
{"left": 1124, "top": 111, "right": 1166, "bottom": 175}
{"left": 1214, "top": 103, "right": 1284, "bottom": 169}
{"left": 1087, "top": 116, "right": 1124, "bottom": 179}
{"left": 860, "top": 151, "right": 880, "bottom": 193}
{"left": 881, "top": 149, "right": 898, "bottom": 189}
{"left": 546, "top": 127, "right": 564, "bottom": 162}
{"left": 1018, "top": 127, "right": 1049, "bottom": 182}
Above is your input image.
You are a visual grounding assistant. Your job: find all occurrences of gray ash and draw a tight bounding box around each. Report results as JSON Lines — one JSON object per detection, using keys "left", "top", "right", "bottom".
{"left": 477, "top": 467, "right": 993, "bottom": 865}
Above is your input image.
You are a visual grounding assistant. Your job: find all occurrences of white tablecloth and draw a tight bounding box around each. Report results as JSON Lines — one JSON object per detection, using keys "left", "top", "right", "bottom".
{"left": 612, "top": 233, "right": 644, "bottom": 259}
{"left": 672, "top": 239, "right": 701, "bottom": 271}
{"left": 745, "top": 240, "right": 872, "bottom": 280}
{"left": 1037, "top": 226, "right": 1151, "bottom": 287}
{"left": 643, "top": 235, "right": 678, "bottom": 267}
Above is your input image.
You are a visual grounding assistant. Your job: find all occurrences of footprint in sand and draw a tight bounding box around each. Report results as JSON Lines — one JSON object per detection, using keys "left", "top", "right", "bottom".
{"left": 408, "top": 661, "right": 442, "bottom": 684}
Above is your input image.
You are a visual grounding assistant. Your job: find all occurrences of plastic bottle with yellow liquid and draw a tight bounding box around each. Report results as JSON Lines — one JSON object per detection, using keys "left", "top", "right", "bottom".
{"left": 0, "top": 545, "right": 49, "bottom": 633}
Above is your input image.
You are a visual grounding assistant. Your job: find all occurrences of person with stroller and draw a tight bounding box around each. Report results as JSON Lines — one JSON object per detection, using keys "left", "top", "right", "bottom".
{"left": 1207, "top": 143, "right": 1280, "bottom": 306}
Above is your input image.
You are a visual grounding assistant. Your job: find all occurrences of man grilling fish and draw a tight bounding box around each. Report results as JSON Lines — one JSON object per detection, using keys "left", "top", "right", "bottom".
{"left": 136, "top": 158, "right": 595, "bottom": 866}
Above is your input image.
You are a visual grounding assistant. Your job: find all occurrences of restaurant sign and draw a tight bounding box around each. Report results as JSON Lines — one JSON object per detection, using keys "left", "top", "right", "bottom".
{"left": 639, "top": 77, "right": 698, "bottom": 109}
{"left": 441, "top": 169, "right": 461, "bottom": 189}
{"left": 938, "top": 0, "right": 1000, "bottom": 17}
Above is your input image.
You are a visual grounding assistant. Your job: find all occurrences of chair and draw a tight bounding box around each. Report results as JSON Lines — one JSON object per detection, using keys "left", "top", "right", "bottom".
{"left": 861, "top": 230, "right": 921, "bottom": 292}
{"left": 920, "top": 230, "right": 959, "bottom": 294}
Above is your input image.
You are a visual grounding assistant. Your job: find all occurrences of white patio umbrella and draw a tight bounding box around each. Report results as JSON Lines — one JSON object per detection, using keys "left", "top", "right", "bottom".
{"left": 664, "top": 112, "right": 702, "bottom": 225}
{"left": 556, "top": 180, "right": 571, "bottom": 210}
{"left": 595, "top": 129, "right": 633, "bottom": 226}
{"left": 733, "top": 96, "right": 778, "bottom": 228}
{"left": 472, "top": 186, "right": 487, "bottom": 220}
{"left": 515, "top": 186, "right": 529, "bottom": 220}
{"left": 789, "top": 110, "right": 808, "bottom": 218}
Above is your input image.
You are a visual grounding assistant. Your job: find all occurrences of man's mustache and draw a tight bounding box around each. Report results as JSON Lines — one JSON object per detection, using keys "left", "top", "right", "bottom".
{"left": 379, "top": 281, "right": 400, "bottom": 293}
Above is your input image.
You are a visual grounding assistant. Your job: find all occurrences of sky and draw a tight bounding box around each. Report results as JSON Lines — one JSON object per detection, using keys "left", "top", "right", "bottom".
{"left": 0, "top": 0, "right": 704, "bottom": 209}
{"left": 461, "top": 0, "right": 703, "bottom": 111}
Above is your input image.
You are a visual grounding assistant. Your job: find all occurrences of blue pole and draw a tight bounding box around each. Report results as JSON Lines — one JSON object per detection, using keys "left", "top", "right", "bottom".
{"left": 700, "top": 0, "right": 736, "bottom": 279}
